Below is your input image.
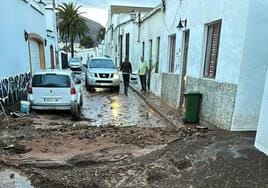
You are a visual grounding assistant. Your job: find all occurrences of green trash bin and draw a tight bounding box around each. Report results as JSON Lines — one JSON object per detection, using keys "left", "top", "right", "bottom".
{"left": 183, "top": 92, "right": 202, "bottom": 124}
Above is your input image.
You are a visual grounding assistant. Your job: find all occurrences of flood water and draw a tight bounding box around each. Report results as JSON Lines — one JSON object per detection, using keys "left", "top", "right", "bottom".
{"left": 82, "top": 88, "right": 167, "bottom": 128}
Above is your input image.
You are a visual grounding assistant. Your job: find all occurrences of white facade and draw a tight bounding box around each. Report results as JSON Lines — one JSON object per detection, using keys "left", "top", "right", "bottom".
{"left": 255, "top": 68, "right": 268, "bottom": 155}
{"left": 1, "top": 0, "right": 46, "bottom": 77}
{"left": 0, "top": 0, "right": 60, "bottom": 78}
{"left": 44, "top": 0, "right": 61, "bottom": 69}
{"left": 105, "top": 5, "right": 154, "bottom": 68}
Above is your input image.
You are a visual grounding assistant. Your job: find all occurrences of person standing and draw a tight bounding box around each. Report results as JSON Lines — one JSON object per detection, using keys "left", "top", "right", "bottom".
{"left": 120, "top": 58, "right": 132, "bottom": 96}
{"left": 138, "top": 56, "right": 147, "bottom": 91}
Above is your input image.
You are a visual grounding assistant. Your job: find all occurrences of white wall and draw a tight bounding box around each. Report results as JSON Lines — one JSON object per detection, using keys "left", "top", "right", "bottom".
{"left": 231, "top": 0, "right": 268, "bottom": 131}
{"left": 45, "top": 6, "right": 59, "bottom": 69}
{"left": 176, "top": 0, "right": 250, "bottom": 84}
{"left": 0, "top": 0, "right": 47, "bottom": 78}
{"left": 255, "top": 68, "right": 268, "bottom": 156}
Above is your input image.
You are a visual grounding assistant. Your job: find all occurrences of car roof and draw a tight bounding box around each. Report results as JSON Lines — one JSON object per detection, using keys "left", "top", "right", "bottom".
{"left": 32, "top": 69, "right": 72, "bottom": 76}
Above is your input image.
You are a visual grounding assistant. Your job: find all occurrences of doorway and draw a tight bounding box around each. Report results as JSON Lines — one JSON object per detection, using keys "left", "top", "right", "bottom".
{"left": 125, "top": 33, "right": 130, "bottom": 61}
{"left": 50, "top": 45, "right": 55, "bottom": 69}
{"left": 148, "top": 39, "right": 153, "bottom": 89}
{"left": 179, "top": 30, "right": 190, "bottom": 108}
{"left": 119, "top": 35, "right": 123, "bottom": 65}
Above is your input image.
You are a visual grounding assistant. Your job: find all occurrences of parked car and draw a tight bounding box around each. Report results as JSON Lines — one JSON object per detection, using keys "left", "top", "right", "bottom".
{"left": 85, "top": 57, "right": 120, "bottom": 92}
{"left": 69, "top": 57, "right": 82, "bottom": 71}
{"left": 27, "top": 70, "right": 83, "bottom": 120}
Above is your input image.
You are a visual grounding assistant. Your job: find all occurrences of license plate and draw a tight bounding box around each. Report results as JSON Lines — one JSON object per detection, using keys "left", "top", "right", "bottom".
{"left": 44, "top": 98, "right": 56, "bottom": 102}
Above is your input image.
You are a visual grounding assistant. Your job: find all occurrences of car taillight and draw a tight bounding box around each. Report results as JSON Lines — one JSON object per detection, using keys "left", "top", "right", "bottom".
{"left": 71, "top": 83, "right": 76, "bottom": 95}
{"left": 28, "top": 82, "right": 32, "bottom": 94}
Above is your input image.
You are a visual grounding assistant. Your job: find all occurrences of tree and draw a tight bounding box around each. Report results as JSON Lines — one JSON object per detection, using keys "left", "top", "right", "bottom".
{"left": 58, "top": 2, "right": 89, "bottom": 57}
{"left": 97, "top": 27, "right": 106, "bottom": 43}
{"left": 80, "top": 36, "right": 93, "bottom": 48}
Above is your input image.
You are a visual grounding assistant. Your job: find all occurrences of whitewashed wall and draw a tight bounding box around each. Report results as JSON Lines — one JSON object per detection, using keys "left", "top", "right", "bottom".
{"left": 255, "top": 68, "right": 268, "bottom": 156}
{"left": 163, "top": 0, "right": 251, "bottom": 84}
{"left": 231, "top": 0, "right": 268, "bottom": 131}
{"left": 139, "top": 9, "right": 165, "bottom": 96}
{"left": 45, "top": 5, "right": 59, "bottom": 69}
{"left": 0, "top": 0, "right": 47, "bottom": 78}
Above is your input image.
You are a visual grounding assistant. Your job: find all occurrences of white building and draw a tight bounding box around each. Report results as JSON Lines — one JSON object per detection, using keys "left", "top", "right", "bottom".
{"left": 105, "top": 5, "right": 154, "bottom": 68}
{"left": 0, "top": 0, "right": 59, "bottom": 104}
{"left": 43, "top": 0, "right": 61, "bottom": 69}
{"left": 104, "top": 0, "right": 268, "bottom": 134}
{"left": 255, "top": 69, "right": 268, "bottom": 155}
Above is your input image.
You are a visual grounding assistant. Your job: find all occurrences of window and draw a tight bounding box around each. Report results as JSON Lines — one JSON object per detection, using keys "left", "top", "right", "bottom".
{"left": 204, "top": 21, "right": 221, "bottom": 78}
{"left": 168, "top": 35, "right": 176, "bottom": 73}
{"left": 149, "top": 39, "right": 153, "bottom": 71}
{"left": 32, "top": 74, "right": 70, "bottom": 88}
{"left": 89, "top": 59, "right": 115, "bottom": 69}
{"left": 155, "top": 37, "right": 160, "bottom": 73}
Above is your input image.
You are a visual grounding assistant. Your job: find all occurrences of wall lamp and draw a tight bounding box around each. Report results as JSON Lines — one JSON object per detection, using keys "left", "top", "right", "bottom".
{"left": 177, "top": 18, "right": 187, "bottom": 29}
{"left": 24, "top": 30, "right": 29, "bottom": 41}
{"left": 130, "top": 11, "right": 141, "bottom": 27}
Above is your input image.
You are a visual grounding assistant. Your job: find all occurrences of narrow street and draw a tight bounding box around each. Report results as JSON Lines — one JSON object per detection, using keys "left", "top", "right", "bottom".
{"left": 0, "top": 79, "right": 182, "bottom": 187}
{"left": 82, "top": 87, "right": 167, "bottom": 128}
{"left": 0, "top": 77, "right": 267, "bottom": 187}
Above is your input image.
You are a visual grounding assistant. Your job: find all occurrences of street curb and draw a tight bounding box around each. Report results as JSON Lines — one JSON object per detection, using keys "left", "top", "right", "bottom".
{"left": 129, "top": 85, "right": 179, "bottom": 128}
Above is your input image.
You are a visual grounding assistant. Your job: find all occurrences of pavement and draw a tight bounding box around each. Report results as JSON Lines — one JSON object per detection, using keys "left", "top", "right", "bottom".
{"left": 130, "top": 83, "right": 184, "bottom": 128}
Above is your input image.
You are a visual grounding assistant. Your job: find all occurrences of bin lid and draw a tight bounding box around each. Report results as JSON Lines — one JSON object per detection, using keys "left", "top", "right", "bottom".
{"left": 183, "top": 92, "right": 202, "bottom": 96}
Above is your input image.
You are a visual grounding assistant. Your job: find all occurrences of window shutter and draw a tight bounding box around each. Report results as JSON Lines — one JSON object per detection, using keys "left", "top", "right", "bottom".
{"left": 208, "top": 23, "right": 221, "bottom": 77}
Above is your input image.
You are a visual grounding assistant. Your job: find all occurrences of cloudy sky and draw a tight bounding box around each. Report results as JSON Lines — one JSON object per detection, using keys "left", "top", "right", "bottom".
{"left": 59, "top": 0, "right": 160, "bottom": 26}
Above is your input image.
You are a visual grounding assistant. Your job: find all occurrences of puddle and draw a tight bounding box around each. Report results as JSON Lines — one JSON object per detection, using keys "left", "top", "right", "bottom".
{"left": 82, "top": 88, "right": 167, "bottom": 128}
{"left": 0, "top": 168, "right": 33, "bottom": 188}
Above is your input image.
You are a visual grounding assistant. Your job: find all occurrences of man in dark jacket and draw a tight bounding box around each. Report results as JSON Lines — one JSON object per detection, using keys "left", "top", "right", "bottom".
{"left": 120, "top": 58, "right": 132, "bottom": 96}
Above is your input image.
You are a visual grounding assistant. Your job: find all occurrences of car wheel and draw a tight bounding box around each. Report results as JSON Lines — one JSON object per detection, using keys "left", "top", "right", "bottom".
{"left": 71, "top": 102, "right": 81, "bottom": 121}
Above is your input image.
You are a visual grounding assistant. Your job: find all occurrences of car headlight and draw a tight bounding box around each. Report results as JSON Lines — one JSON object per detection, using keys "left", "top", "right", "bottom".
{"left": 88, "top": 72, "right": 95, "bottom": 77}
{"left": 113, "top": 73, "right": 119, "bottom": 79}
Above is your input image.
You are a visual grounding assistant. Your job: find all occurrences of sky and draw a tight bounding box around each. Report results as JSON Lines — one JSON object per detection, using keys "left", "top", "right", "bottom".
{"left": 59, "top": 0, "right": 160, "bottom": 26}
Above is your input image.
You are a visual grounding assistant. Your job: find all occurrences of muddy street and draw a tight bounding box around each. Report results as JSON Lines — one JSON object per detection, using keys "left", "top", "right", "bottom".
{"left": 82, "top": 88, "right": 168, "bottom": 128}
{"left": 0, "top": 83, "right": 267, "bottom": 187}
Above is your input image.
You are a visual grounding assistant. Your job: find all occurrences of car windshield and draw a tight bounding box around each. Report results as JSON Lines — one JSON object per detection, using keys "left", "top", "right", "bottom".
{"left": 69, "top": 58, "right": 80, "bottom": 64}
{"left": 89, "top": 59, "right": 115, "bottom": 69}
{"left": 32, "top": 74, "right": 70, "bottom": 88}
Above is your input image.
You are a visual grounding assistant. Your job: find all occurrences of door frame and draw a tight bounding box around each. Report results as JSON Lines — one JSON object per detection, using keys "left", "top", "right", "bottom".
{"left": 28, "top": 33, "right": 46, "bottom": 75}
{"left": 179, "top": 30, "right": 190, "bottom": 108}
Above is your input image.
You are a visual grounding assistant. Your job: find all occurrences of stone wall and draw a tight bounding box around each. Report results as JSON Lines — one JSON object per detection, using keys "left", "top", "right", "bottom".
{"left": 186, "top": 76, "right": 237, "bottom": 130}
{"left": 161, "top": 73, "right": 181, "bottom": 108}
{"left": 0, "top": 73, "right": 31, "bottom": 106}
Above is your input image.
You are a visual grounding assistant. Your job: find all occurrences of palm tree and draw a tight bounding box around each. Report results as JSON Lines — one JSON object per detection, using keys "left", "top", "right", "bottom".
{"left": 58, "top": 2, "right": 89, "bottom": 57}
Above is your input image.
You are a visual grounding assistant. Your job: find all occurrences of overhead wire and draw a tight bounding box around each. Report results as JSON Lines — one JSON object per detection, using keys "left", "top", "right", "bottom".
{"left": 161, "top": 0, "right": 181, "bottom": 32}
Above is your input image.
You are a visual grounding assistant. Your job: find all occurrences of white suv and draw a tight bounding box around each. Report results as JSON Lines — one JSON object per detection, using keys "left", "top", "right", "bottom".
{"left": 85, "top": 57, "right": 120, "bottom": 92}
{"left": 27, "top": 70, "right": 83, "bottom": 120}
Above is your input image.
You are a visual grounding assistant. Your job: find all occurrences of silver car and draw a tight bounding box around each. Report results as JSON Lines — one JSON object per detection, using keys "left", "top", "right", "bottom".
{"left": 27, "top": 70, "right": 83, "bottom": 120}
{"left": 69, "top": 57, "right": 82, "bottom": 71}
{"left": 85, "top": 57, "right": 120, "bottom": 92}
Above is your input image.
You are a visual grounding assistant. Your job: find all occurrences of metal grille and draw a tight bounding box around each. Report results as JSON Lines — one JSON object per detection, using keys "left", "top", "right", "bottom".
{"left": 99, "top": 74, "right": 110, "bottom": 78}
